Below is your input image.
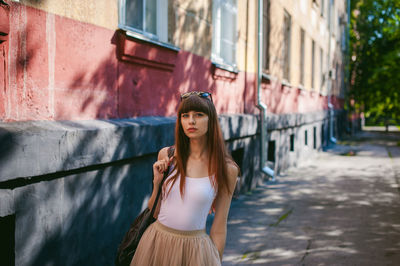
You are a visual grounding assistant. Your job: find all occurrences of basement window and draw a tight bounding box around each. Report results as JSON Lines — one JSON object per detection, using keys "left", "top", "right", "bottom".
{"left": 0, "top": 214, "right": 15, "bottom": 266}
{"left": 231, "top": 148, "right": 244, "bottom": 171}
{"left": 290, "top": 134, "right": 295, "bottom": 152}
{"left": 305, "top": 130, "right": 308, "bottom": 146}
{"left": 313, "top": 126, "right": 317, "bottom": 149}
{"left": 268, "top": 140, "right": 275, "bottom": 162}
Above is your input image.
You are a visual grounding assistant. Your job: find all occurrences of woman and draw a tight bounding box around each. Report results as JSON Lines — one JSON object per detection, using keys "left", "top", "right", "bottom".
{"left": 130, "top": 91, "right": 239, "bottom": 266}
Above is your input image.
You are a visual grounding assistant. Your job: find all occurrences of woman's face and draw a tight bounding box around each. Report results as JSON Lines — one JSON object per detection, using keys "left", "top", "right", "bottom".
{"left": 181, "top": 111, "right": 209, "bottom": 139}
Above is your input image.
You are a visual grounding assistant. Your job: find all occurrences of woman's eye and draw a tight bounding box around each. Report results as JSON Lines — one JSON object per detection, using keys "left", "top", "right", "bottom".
{"left": 182, "top": 114, "right": 189, "bottom": 118}
{"left": 196, "top": 113, "right": 204, "bottom": 117}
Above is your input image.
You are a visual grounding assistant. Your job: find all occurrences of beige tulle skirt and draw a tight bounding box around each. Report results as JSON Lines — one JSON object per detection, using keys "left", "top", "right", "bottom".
{"left": 130, "top": 220, "right": 221, "bottom": 266}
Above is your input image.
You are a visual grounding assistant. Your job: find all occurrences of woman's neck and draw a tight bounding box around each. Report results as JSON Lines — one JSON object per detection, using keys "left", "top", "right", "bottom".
{"left": 189, "top": 137, "right": 208, "bottom": 160}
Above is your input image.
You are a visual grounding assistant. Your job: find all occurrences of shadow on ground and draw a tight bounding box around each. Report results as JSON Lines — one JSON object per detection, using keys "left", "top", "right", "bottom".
{"left": 222, "top": 130, "right": 400, "bottom": 265}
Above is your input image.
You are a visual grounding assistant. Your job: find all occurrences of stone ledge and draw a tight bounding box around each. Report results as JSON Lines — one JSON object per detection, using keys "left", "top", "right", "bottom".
{"left": 0, "top": 117, "right": 176, "bottom": 181}
{"left": 219, "top": 114, "right": 259, "bottom": 140}
{"left": 266, "top": 110, "right": 344, "bottom": 131}
{"left": 0, "top": 114, "right": 259, "bottom": 181}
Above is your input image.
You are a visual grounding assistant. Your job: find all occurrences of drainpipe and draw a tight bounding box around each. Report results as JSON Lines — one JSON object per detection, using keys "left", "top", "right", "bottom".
{"left": 327, "top": 0, "right": 336, "bottom": 144}
{"left": 256, "top": 0, "right": 274, "bottom": 179}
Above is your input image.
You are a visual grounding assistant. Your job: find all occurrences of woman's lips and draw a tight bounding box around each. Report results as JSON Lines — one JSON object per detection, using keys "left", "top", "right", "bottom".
{"left": 187, "top": 128, "right": 197, "bottom": 132}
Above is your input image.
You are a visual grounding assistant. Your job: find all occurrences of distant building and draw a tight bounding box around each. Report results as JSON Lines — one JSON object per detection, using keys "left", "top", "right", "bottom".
{"left": 0, "top": 0, "right": 348, "bottom": 265}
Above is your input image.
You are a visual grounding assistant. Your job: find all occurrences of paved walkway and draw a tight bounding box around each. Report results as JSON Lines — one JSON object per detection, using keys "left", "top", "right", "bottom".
{"left": 223, "top": 129, "right": 400, "bottom": 265}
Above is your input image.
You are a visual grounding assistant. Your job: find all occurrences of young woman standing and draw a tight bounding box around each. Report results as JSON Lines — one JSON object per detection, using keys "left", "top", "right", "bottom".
{"left": 130, "top": 91, "right": 239, "bottom": 266}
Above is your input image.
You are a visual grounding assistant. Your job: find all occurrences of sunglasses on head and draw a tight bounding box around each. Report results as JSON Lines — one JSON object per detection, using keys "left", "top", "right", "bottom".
{"left": 180, "top": 91, "right": 213, "bottom": 103}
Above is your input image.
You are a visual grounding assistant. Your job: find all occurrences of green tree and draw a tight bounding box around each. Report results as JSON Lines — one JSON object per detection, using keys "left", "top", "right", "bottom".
{"left": 350, "top": 0, "right": 400, "bottom": 125}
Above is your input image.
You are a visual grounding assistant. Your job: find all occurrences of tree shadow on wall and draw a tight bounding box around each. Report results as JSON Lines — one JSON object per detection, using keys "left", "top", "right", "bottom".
{"left": 11, "top": 27, "right": 216, "bottom": 266}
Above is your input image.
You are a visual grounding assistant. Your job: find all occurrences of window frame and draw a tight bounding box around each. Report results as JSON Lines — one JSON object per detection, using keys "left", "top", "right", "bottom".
{"left": 320, "top": 0, "right": 325, "bottom": 17}
{"left": 320, "top": 47, "right": 324, "bottom": 90}
{"left": 282, "top": 10, "right": 291, "bottom": 82}
{"left": 262, "top": 0, "right": 270, "bottom": 72}
{"left": 118, "top": 0, "right": 168, "bottom": 44}
{"left": 212, "top": 0, "right": 238, "bottom": 69}
{"left": 311, "top": 39, "right": 315, "bottom": 90}
{"left": 299, "top": 28, "right": 305, "bottom": 86}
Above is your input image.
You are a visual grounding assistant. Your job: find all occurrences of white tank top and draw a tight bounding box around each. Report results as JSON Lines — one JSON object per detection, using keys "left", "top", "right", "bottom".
{"left": 158, "top": 170, "right": 217, "bottom": 231}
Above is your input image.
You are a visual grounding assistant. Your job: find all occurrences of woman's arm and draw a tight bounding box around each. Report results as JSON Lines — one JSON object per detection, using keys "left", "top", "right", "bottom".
{"left": 210, "top": 162, "right": 238, "bottom": 261}
{"left": 147, "top": 147, "right": 171, "bottom": 216}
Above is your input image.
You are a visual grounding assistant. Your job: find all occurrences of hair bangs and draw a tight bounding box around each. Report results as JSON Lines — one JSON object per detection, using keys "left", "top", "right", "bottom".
{"left": 178, "top": 95, "right": 211, "bottom": 116}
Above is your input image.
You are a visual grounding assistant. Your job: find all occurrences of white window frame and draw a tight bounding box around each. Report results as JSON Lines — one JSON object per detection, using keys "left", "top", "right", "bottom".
{"left": 311, "top": 39, "right": 315, "bottom": 90}
{"left": 262, "top": 0, "right": 270, "bottom": 72}
{"left": 212, "top": 0, "right": 238, "bottom": 68}
{"left": 321, "top": 0, "right": 325, "bottom": 17}
{"left": 299, "top": 28, "right": 305, "bottom": 86}
{"left": 320, "top": 47, "right": 324, "bottom": 89}
{"left": 283, "top": 10, "right": 291, "bottom": 82}
{"left": 119, "top": 0, "right": 168, "bottom": 43}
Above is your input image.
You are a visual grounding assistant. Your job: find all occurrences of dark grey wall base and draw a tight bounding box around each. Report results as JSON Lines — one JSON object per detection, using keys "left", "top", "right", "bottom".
{"left": 0, "top": 111, "right": 346, "bottom": 266}
{"left": 0, "top": 118, "right": 176, "bottom": 182}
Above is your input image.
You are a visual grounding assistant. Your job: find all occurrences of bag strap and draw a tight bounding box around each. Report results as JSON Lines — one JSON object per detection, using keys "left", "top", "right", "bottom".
{"left": 149, "top": 146, "right": 175, "bottom": 218}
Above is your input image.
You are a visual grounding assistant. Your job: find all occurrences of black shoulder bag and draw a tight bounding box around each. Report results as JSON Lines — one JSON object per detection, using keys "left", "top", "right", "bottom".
{"left": 115, "top": 146, "right": 174, "bottom": 266}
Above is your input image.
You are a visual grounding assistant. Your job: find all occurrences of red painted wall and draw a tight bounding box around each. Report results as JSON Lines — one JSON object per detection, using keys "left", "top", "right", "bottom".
{"left": 0, "top": 0, "right": 9, "bottom": 118}
{"left": 1, "top": 3, "right": 343, "bottom": 122}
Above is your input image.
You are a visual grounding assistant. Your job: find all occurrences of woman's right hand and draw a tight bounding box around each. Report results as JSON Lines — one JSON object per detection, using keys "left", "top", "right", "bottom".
{"left": 153, "top": 157, "right": 173, "bottom": 186}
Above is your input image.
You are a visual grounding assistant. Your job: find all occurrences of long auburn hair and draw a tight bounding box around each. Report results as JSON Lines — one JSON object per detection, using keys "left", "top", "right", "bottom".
{"left": 164, "top": 94, "right": 237, "bottom": 198}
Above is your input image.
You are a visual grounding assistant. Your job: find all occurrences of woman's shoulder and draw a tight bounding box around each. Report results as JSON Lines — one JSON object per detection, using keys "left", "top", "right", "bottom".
{"left": 226, "top": 160, "right": 239, "bottom": 180}
{"left": 157, "top": 146, "right": 175, "bottom": 160}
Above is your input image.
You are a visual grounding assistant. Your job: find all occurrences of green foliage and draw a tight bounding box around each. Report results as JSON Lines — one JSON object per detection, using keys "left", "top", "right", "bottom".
{"left": 350, "top": 0, "right": 400, "bottom": 125}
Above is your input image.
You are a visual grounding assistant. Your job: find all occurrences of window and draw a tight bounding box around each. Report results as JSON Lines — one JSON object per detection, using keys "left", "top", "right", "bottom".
{"left": 341, "top": 24, "right": 346, "bottom": 51}
{"left": 328, "top": 0, "right": 334, "bottom": 32}
{"left": 0, "top": 214, "right": 15, "bottom": 265}
{"left": 231, "top": 148, "right": 244, "bottom": 172}
{"left": 313, "top": 126, "right": 317, "bottom": 149}
{"left": 262, "top": 0, "right": 270, "bottom": 72}
{"left": 290, "top": 134, "right": 295, "bottom": 152}
{"left": 119, "top": 0, "right": 168, "bottom": 43}
{"left": 305, "top": 130, "right": 308, "bottom": 146}
{"left": 283, "top": 10, "right": 291, "bottom": 81}
{"left": 268, "top": 140, "right": 276, "bottom": 162}
{"left": 311, "top": 40, "right": 315, "bottom": 89}
{"left": 321, "top": 0, "right": 325, "bottom": 17}
{"left": 299, "top": 28, "right": 305, "bottom": 85}
{"left": 212, "top": 0, "right": 238, "bottom": 67}
{"left": 320, "top": 47, "right": 324, "bottom": 89}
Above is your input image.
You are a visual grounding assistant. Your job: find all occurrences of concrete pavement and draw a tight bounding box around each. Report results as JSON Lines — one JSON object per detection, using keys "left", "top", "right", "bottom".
{"left": 223, "top": 129, "right": 400, "bottom": 265}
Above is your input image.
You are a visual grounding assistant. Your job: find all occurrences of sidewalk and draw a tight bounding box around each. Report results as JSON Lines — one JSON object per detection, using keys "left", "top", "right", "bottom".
{"left": 223, "top": 129, "right": 400, "bottom": 265}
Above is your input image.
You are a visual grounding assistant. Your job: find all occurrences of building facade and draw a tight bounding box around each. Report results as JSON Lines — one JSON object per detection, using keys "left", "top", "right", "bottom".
{"left": 0, "top": 0, "right": 349, "bottom": 265}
